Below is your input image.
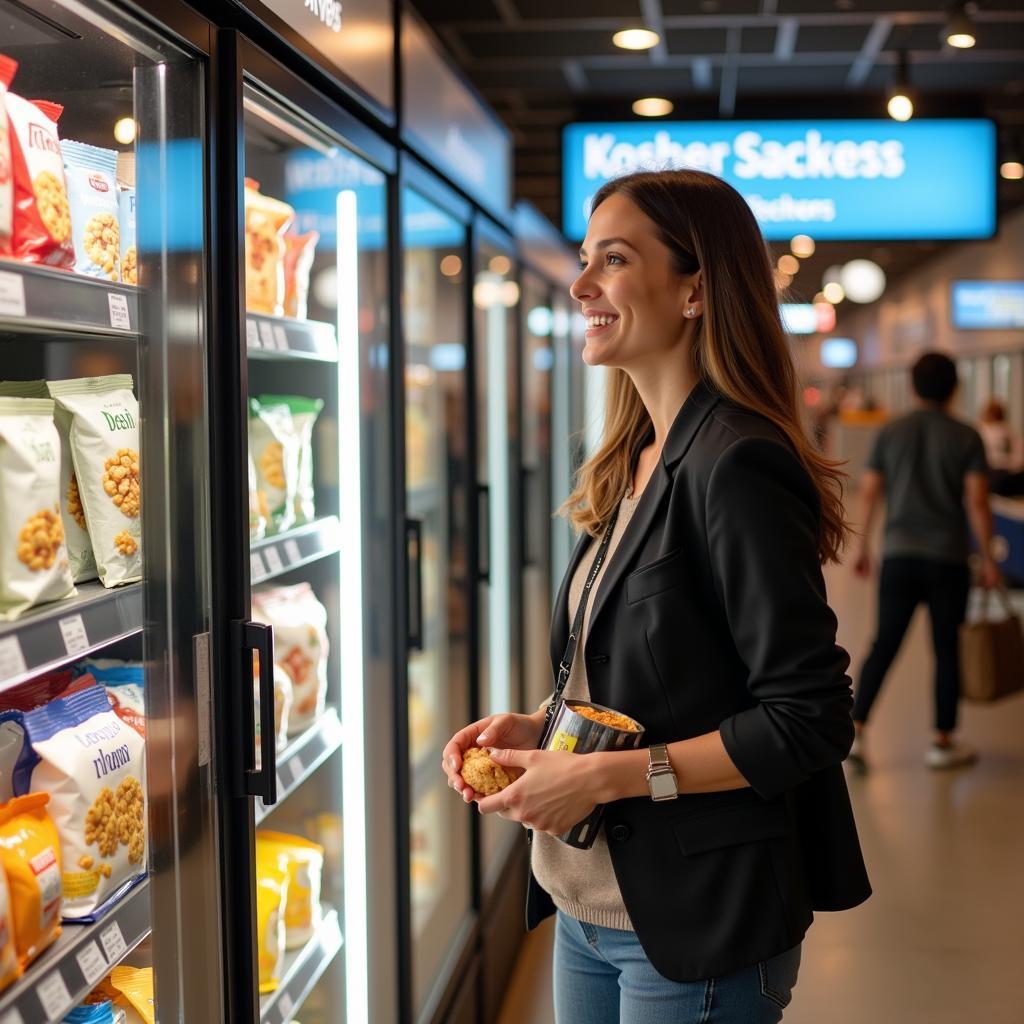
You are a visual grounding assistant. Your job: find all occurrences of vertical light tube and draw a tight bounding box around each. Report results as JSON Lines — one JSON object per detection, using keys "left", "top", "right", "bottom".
{"left": 336, "top": 188, "right": 368, "bottom": 1024}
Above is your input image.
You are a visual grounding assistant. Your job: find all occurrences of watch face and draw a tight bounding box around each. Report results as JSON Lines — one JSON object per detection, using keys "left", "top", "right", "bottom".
{"left": 649, "top": 771, "right": 678, "bottom": 800}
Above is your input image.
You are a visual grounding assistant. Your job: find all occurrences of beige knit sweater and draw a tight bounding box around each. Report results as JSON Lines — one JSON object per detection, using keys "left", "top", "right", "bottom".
{"left": 531, "top": 492, "right": 640, "bottom": 931}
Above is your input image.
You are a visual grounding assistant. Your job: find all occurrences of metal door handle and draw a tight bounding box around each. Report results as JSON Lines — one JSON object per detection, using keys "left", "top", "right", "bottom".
{"left": 478, "top": 483, "right": 491, "bottom": 584}
{"left": 406, "top": 517, "right": 424, "bottom": 651}
{"left": 232, "top": 619, "right": 277, "bottom": 804}
{"left": 521, "top": 465, "right": 536, "bottom": 567}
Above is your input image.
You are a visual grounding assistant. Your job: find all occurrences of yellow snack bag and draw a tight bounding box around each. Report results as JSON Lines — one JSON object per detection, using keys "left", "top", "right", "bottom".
{"left": 109, "top": 966, "right": 155, "bottom": 1024}
{"left": 256, "top": 831, "right": 325, "bottom": 948}
{"left": 0, "top": 792, "right": 62, "bottom": 968}
{"left": 255, "top": 852, "right": 289, "bottom": 993}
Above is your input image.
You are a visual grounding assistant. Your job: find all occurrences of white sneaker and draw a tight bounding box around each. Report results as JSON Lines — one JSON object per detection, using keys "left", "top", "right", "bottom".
{"left": 846, "top": 735, "right": 867, "bottom": 773}
{"left": 924, "top": 740, "right": 978, "bottom": 770}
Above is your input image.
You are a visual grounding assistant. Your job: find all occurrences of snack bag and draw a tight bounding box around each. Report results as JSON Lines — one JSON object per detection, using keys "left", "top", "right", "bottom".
{"left": 0, "top": 857, "right": 19, "bottom": 991}
{"left": 6, "top": 89, "right": 74, "bottom": 266}
{"left": 282, "top": 230, "right": 318, "bottom": 320}
{"left": 253, "top": 654, "right": 293, "bottom": 758}
{"left": 249, "top": 398, "right": 298, "bottom": 535}
{"left": 0, "top": 792, "right": 62, "bottom": 967}
{"left": 62, "top": 141, "right": 120, "bottom": 281}
{"left": 14, "top": 685, "right": 146, "bottom": 919}
{"left": 79, "top": 660, "right": 145, "bottom": 738}
{"left": 0, "top": 56, "right": 15, "bottom": 255}
{"left": 118, "top": 186, "right": 136, "bottom": 285}
{"left": 252, "top": 583, "right": 329, "bottom": 735}
{"left": 254, "top": 851, "right": 289, "bottom": 993}
{"left": 258, "top": 395, "right": 323, "bottom": 526}
{"left": 256, "top": 831, "right": 325, "bottom": 948}
{"left": 62, "top": 1002, "right": 115, "bottom": 1023}
{"left": 0, "top": 397, "right": 76, "bottom": 620}
{"left": 2, "top": 670, "right": 97, "bottom": 713}
{"left": 48, "top": 375, "right": 140, "bottom": 587}
{"left": 244, "top": 178, "right": 293, "bottom": 315}
{"left": 108, "top": 966, "right": 154, "bottom": 1024}
{"left": 248, "top": 449, "right": 266, "bottom": 541}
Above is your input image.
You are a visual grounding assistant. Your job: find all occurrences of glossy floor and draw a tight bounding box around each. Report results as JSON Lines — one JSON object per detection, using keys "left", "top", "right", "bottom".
{"left": 497, "top": 559, "right": 1024, "bottom": 1024}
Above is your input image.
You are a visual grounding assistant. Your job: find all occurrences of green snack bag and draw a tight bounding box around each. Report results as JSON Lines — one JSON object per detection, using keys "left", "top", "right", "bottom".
{"left": 258, "top": 395, "right": 324, "bottom": 526}
{"left": 249, "top": 398, "right": 299, "bottom": 536}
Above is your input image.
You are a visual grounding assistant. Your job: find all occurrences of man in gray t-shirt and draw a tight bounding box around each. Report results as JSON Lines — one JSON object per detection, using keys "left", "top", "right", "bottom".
{"left": 849, "top": 352, "right": 1000, "bottom": 772}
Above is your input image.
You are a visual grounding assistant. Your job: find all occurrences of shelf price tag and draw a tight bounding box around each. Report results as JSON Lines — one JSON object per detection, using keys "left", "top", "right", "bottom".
{"left": 100, "top": 921, "right": 128, "bottom": 963}
{"left": 36, "top": 972, "right": 72, "bottom": 1019}
{"left": 258, "top": 320, "right": 275, "bottom": 348}
{"left": 289, "top": 755, "right": 304, "bottom": 784}
{"left": 246, "top": 319, "right": 260, "bottom": 348}
{"left": 107, "top": 292, "right": 131, "bottom": 330}
{"left": 284, "top": 539, "right": 301, "bottom": 564}
{"left": 263, "top": 546, "right": 284, "bottom": 576}
{"left": 250, "top": 551, "right": 266, "bottom": 580}
{"left": 77, "top": 942, "right": 109, "bottom": 985}
{"left": 278, "top": 991, "right": 294, "bottom": 1021}
{"left": 0, "top": 635, "right": 28, "bottom": 681}
{"left": 272, "top": 324, "right": 288, "bottom": 351}
{"left": 0, "top": 270, "right": 27, "bottom": 317}
{"left": 58, "top": 614, "right": 89, "bottom": 655}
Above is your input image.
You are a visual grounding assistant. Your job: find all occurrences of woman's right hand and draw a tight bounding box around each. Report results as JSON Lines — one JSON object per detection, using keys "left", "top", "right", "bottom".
{"left": 442, "top": 711, "right": 546, "bottom": 803}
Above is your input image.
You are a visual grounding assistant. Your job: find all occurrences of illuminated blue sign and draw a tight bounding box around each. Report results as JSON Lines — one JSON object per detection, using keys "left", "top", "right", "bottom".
{"left": 951, "top": 281, "right": 1024, "bottom": 329}
{"left": 821, "top": 338, "right": 858, "bottom": 368}
{"left": 563, "top": 120, "right": 996, "bottom": 241}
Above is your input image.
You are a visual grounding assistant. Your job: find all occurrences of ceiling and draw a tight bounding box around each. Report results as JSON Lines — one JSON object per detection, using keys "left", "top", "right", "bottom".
{"left": 408, "top": 0, "right": 1024, "bottom": 301}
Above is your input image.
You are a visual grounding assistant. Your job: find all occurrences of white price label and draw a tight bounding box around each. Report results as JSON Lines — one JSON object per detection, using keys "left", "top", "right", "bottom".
{"left": 289, "top": 755, "right": 304, "bottom": 782}
{"left": 258, "top": 320, "right": 275, "bottom": 348}
{"left": 272, "top": 324, "right": 288, "bottom": 350}
{"left": 36, "top": 972, "right": 72, "bottom": 1019}
{"left": 58, "top": 614, "right": 89, "bottom": 655}
{"left": 284, "top": 539, "right": 301, "bottom": 564}
{"left": 77, "top": 942, "right": 108, "bottom": 984}
{"left": 108, "top": 292, "right": 131, "bottom": 330}
{"left": 263, "top": 546, "right": 284, "bottom": 575}
{"left": 0, "top": 269, "right": 27, "bottom": 317}
{"left": 250, "top": 551, "right": 266, "bottom": 580}
{"left": 1, "top": 1009, "right": 26, "bottom": 1024}
{"left": 278, "top": 990, "right": 294, "bottom": 1020}
{"left": 100, "top": 920, "right": 128, "bottom": 962}
{"left": 246, "top": 319, "right": 260, "bottom": 348}
{"left": 0, "top": 635, "right": 28, "bottom": 681}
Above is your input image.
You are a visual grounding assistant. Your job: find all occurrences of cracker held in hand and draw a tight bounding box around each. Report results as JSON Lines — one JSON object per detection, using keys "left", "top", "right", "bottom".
{"left": 460, "top": 747, "right": 521, "bottom": 796}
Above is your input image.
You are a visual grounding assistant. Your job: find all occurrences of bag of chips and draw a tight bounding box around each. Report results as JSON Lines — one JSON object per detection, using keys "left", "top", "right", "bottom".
{"left": 0, "top": 396, "right": 76, "bottom": 620}
{"left": 78, "top": 660, "right": 145, "bottom": 738}
{"left": 256, "top": 831, "right": 325, "bottom": 948}
{"left": 244, "top": 178, "right": 293, "bottom": 315}
{"left": 0, "top": 855, "right": 19, "bottom": 991}
{"left": 118, "top": 186, "right": 136, "bottom": 285}
{"left": 252, "top": 583, "right": 329, "bottom": 735}
{"left": 283, "top": 230, "right": 318, "bottom": 320}
{"left": 108, "top": 966, "right": 155, "bottom": 1024}
{"left": 249, "top": 398, "right": 299, "bottom": 536}
{"left": 257, "top": 395, "right": 323, "bottom": 525}
{"left": 62, "top": 141, "right": 120, "bottom": 281}
{"left": 254, "top": 850, "right": 289, "bottom": 993}
{"left": 48, "top": 375, "right": 140, "bottom": 587}
{"left": 0, "top": 792, "right": 62, "bottom": 968}
{"left": 0, "top": 55, "right": 15, "bottom": 256}
{"left": 6, "top": 85, "right": 74, "bottom": 267}
{"left": 14, "top": 685, "right": 146, "bottom": 919}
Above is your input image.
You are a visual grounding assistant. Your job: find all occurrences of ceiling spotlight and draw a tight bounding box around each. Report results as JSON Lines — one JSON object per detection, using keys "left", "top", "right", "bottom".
{"left": 489, "top": 254, "right": 512, "bottom": 275}
{"left": 791, "top": 234, "right": 816, "bottom": 258}
{"left": 839, "top": 259, "right": 887, "bottom": 304}
{"left": 887, "top": 51, "right": 914, "bottom": 122}
{"left": 1001, "top": 160, "right": 1024, "bottom": 180}
{"left": 440, "top": 255, "right": 462, "bottom": 277}
{"left": 777, "top": 254, "right": 800, "bottom": 276}
{"left": 944, "top": 2, "right": 976, "bottom": 49}
{"left": 823, "top": 282, "right": 845, "bottom": 304}
{"left": 613, "top": 28, "right": 660, "bottom": 51}
{"left": 632, "top": 97, "right": 674, "bottom": 117}
{"left": 113, "top": 117, "right": 136, "bottom": 145}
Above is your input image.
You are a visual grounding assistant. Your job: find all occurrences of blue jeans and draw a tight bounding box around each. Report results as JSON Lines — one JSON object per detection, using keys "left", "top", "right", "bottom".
{"left": 553, "top": 911, "right": 801, "bottom": 1024}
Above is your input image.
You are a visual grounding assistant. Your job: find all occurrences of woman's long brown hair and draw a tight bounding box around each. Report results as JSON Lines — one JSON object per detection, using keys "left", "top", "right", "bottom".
{"left": 559, "top": 169, "right": 848, "bottom": 564}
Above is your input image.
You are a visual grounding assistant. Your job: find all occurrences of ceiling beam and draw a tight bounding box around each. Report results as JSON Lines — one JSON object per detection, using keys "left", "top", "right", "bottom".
{"left": 562, "top": 60, "right": 588, "bottom": 94}
{"left": 719, "top": 26, "right": 741, "bottom": 117}
{"left": 774, "top": 18, "right": 797, "bottom": 61}
{"left": 640, "top": 0, "right": 669, "bottom": 66}
{"left": 692, "top": 56, "right": 713, "bottom": 91}
{"left": 847, "top": 17, "right": 893, "bottom": 88}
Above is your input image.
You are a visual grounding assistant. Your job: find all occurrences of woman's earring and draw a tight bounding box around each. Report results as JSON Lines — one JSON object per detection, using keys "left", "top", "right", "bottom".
{"left": 686, "top": 306, "right": 697, "bottom": 318}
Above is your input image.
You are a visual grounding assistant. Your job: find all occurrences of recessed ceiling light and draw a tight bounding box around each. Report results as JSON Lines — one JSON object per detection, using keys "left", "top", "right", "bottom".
{"left": 1000, "top": 160, "right": 1024, "bottom": 180}
{"left": 887, "top": 51, "right": 914, "bottom": 121}
{"left": 823, "top": 282, "right": 845, "bottom": 304}
{"left": 778, "top": 254, "right": 800, "bottom": 275}
{"left": 791, "top": 234, "right": 816, "bottom": 258}
{"left": 613, "top": 28, "right": 660, "bottom": 51}
{"left": 632, "top": 97, "right": 674, "bottom": 117}
{"left": 113, "top": 117, "right": 136, "bottom": 145}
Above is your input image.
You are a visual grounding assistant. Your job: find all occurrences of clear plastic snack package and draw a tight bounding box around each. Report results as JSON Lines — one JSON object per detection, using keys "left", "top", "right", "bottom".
{"left": 48, "top": 375, "right": 141, "bottom": 587}
{"left": 248, "top": 397, "right": 299, "bottom": 535}
{"left": 0, "top": 396, "right": 76, "bottom": 620}
{"left": 254, "top": 849, "right": 289, "bottom": 993}
{"left": 255, "top": 830, "right": 325, "bottom": 948}
{"left": 248, "top": 448, "right": 267, "bottom": 541}
{"left": 257, "top": 395, "right": 323, "bottom": 525}
{"left": 244, "top": 177, "right": 294, "bottom": 315}
{"left": 0, "top": 55, "right": 15, "bottom": 256}
{"left": 118, "top": 185, "right": 136, "bottom": 285}
{"left": 283, "top": 230, "right": 318, "bottom": 320}
{"left": 61, "top": 140, "right": 120, "bottom": 281}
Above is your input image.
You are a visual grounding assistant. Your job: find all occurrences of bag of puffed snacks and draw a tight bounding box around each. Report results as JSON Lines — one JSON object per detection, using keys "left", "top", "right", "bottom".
{"left": 249, "top": 398, "right": 298, "bottom": 536}
{"left": 13, "top": 685, "right": 147, "bottom": 920}
{"left": 119, "top": 185, "right": 136, "bottom": 285}
{"left": 257, "top": 395, "right": 323, "bottom": 525}
{"left": 61, "top": 141, "right": 120, "bottom": 281}
{"left": 48, "top": 375, "right": 140, "bottom": 588}
{"left": 0, "top": 397, "right": 75, "bottom": 620}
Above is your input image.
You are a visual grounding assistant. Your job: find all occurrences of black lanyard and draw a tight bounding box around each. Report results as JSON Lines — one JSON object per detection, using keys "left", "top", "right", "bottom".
{"left": 540, "top": 501, "right": 622, "bottom": 743}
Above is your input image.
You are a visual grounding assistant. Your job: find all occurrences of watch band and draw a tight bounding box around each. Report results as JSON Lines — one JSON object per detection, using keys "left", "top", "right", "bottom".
{"left": 646, "top": 743, "right": 678, "bottom": 801}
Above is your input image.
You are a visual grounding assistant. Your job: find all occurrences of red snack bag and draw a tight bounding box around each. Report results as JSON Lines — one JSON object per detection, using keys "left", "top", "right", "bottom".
{"left": 6, "top": 90, "right": 74, "bottom": 266}
{"left": 0, "top": 55, "right": 15, "bottom": 256}
{"left": 0, "top": 671, "right": 95, "bottom": 713}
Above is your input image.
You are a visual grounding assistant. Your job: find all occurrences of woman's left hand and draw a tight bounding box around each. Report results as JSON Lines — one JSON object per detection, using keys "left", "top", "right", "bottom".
{"left": 475, "top": 748, "right": 599, "bottom": 835}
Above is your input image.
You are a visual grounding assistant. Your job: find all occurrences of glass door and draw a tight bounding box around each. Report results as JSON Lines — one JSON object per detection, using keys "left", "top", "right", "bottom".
{"left": 0, "top": 0, "right": 218, "bottom": 1020}
{"left": 401, "top": 185, "right": 473, "bottom": 1017}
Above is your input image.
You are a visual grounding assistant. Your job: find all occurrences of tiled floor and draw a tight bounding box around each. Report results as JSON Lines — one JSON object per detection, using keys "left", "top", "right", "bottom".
{"left": 497, "top": 556, "right": 1024, "bottom": 1024}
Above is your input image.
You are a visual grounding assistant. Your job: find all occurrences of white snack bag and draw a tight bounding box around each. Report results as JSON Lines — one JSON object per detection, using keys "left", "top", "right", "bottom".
{"left": 0, "top": 397, "right": 75, "bottom": 620}
{"left": 48, "top": 375, "right": 141, "bottom": 588}
{"left": 119, "top": 185, "right": 136, "bottom": 285}
{"left": 248, "top": 398, "right": 299, "bottom": 536}
{"left": 61, "top": 140, "right": 120, "bottom": 281}
{"left": 15, "top": 685, "right": 147, "bottom": 919}
{"left": 252, "top": 583, "right": 329, "bottom": 735}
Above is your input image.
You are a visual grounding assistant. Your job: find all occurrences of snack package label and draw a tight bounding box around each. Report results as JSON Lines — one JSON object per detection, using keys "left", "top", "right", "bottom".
{"left": 62, "top": 141, "right": 120, "bottom": 281}
{"left": 29, "top": 846, "right": 61, "bottom": 924}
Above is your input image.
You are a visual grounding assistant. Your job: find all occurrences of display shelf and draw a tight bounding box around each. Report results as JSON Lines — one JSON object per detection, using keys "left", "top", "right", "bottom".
{"left": 0, "top": 582, "right": 144, "bottom": 691}
{"left": 259, "top": 907, "right": 343, "bottom": 1024}
{"left": 256, "top": 708, "right": 343, "bottom": 824}
{"left": 245, "top": 312, "right": 338, "bottom": 362}
{"left": 0, "top": 262, "right": 139, "bottom": 339}
{"left": 250, "top": 516, "right": 341, "bottom": 585}
{"left": 0, "top": 877, "right": 150, "bottom": 1022}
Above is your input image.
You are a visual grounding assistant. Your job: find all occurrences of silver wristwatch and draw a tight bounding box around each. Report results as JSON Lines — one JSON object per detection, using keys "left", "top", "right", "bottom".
{"left": 646, "top": 743, "right": 678, "bottom": 801}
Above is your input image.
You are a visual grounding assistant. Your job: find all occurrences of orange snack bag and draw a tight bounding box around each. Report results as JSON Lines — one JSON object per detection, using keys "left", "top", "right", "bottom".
{"left": 244, "top": 178, "right": 293, "bottom": 315}
{"left": 282, "top": 230, "right": 318, "bottom": 320}
{"left": 0, "top": 792, "right": 62, "bottom": 968}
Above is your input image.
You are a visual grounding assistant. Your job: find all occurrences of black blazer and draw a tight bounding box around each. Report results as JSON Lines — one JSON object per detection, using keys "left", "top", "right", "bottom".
{"left": 527, "top": 380, "right": 871, "bottom": 982}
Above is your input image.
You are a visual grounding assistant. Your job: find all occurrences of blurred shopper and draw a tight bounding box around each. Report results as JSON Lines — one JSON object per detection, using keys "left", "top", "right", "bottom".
{"left": 444, "top": 170, "right": 869, "bottom": 1024}
{"left": 977, "top": 398, "right": 1024, "bottom": 497}
{"left": 850, "top": 352, "right": 1001, "bottom": 772}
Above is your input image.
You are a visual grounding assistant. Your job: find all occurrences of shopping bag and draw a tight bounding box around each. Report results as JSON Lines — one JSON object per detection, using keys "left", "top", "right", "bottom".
{"left": 959, "top": 587, "right": 1024, "bottom": 702}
